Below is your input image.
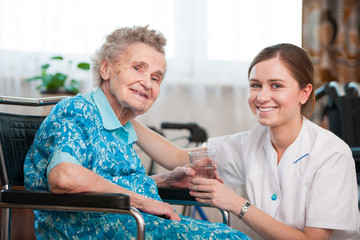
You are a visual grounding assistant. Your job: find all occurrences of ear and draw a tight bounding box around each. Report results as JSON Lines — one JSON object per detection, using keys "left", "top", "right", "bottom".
{"left": 99, "top": 59, "right": 111, "bottom": 81}
{"left": 300, "top": 83, "right": 313, "bottom": 105}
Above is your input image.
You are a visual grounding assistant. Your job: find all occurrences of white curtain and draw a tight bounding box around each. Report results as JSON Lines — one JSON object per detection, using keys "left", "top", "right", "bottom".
{"left": 0, "top": 0, "right": 302, "bottom": 137}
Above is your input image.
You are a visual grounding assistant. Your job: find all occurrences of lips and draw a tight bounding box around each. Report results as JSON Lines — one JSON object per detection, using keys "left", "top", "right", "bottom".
{"left": 258, "top": 106, "right": 277, "bottom": 112}
{"left": 131, "top": 89, "right": 148, "bottom": 99}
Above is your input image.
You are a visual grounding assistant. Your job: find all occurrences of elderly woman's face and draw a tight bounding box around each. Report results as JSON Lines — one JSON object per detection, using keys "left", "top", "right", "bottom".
{"left": 100, "top": 42, "right": 166, "bottom": 119}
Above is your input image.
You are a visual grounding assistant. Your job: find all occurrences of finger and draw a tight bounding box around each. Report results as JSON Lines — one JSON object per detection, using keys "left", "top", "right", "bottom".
{"left": 169, "top": 211, "right": 181, "bottom": 221}
{"left": 190, "top": 177, "right": 215, "bottom": 185}
{"left": 195, "top": 197, "right": 212, "bottom": 205}
{"left": 189, "top": 190, "right": 214, "bottom": 201}
{"left": 214, "top": 171, "right": 224, "bottom": 183}
{"left": 189, "top": 184, "right": 214, "bottom": 193}
{"left": 185, "top": 167, "right": 195, "bottom": 177}
{"left": 214, "top": 162, "right": 219, "bottom": 170}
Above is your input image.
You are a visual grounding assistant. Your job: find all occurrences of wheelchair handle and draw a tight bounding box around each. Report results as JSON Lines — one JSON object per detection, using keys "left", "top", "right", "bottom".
{"left": 161, "top": 122, "right": 191, "bottom": 130}
{"left": 161, "top": 122, "right": 208, "bottom": 143}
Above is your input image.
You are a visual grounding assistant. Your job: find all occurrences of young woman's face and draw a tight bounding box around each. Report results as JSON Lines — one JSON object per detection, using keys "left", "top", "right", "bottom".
{"left": 247, "top": 57, "right": 311, "bottom": 129}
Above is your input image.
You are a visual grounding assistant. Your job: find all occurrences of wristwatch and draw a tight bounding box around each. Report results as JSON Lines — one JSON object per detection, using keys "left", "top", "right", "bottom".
{"left": 238, "top": 200, "right": 251, "bottom": 220}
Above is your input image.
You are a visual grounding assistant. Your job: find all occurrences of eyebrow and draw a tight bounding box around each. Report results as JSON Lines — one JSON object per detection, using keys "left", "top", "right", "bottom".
{"left": 133, "top": 61, "right": 149, "bottom": 68}
{"left": 248, "top": 78, "right": 286, "bottom": 83}
{"left": 132, "top": 61, "right": 164, "bottom": 77}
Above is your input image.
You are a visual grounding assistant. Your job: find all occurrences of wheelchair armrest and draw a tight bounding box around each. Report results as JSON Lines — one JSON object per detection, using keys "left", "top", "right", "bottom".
{"left": 158, "top": 187, "right": 207, "bottom": 206}
{"left": 0, "top": 189, "right": 130, "bottom": 209}
{"left": 158, "top": 187, "right": 231, "bottom": 225}
{"left": 0, "top": 190, "right": 146, "bottom": 240}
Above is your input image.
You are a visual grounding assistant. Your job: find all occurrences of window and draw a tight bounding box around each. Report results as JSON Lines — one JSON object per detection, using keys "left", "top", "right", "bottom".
{"left": 0, "top": 0, "right": 302, "bottom": 85}
{"left": 207, "top": 0, "right": 302, "bottom": 61}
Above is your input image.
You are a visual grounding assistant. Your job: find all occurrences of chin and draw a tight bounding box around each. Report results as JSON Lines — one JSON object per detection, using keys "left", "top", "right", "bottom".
{"left": 134, "top": 106, "right": 150, "bottom": 116}
{"left": 257, "top": 118, "right": 275, "bottom": 127}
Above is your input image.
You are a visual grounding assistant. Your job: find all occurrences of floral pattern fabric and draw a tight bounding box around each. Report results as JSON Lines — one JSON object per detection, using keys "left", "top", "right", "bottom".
{"left": 24, "top": 95, "right": 251, "bottom": 240}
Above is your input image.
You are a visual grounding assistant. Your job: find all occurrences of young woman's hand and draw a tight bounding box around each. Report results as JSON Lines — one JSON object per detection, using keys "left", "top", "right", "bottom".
{"left": 189, "top": 178, "right": 239, "bottom": 213}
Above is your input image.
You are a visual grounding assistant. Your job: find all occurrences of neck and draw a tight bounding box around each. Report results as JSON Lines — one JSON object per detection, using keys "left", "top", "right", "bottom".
{"left": 269, "top": 116, "right": 303, "bottom": 163}
{"left": 100, "top": 84, "right": 134, "bottom": 125}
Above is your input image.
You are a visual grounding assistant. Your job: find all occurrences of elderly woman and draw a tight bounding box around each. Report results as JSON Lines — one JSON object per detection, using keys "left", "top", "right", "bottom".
{"left": 24, "top": 26, "right": 250, "bottom": 239}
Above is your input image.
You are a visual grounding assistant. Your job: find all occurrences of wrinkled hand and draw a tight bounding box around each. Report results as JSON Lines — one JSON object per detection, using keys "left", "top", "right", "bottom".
{"left": 140, "top": 198, "right": 181, "bottom": 221}
{"left": 189, "top": 178, "right": 237, "bottom": 212}
{"left": 166, "top": 162, "right": 224, "bottom": 189}
{"left": 166, "top": 166, "right": 195, "bottom": 188}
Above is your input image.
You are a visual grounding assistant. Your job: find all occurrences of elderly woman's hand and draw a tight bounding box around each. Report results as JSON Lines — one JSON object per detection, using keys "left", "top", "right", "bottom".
{"left": 153, "top": 162, "right": 224, "bottom": 189}
{"left": 140, "top": 198, "right": 181, "bottom": 221}
{"left": 166, "top": 166, "right": 194, "bottom": 188}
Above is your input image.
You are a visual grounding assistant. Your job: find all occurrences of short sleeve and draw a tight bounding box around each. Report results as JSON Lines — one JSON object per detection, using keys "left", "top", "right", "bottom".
{"left": 306, "top": 142, "right": 359, "bottom": 231}
{"left": 42, "top": 99, "right": 100, "bottom": 168}
{"left": 46, "top": 152, "right": 81, "bottom": 177}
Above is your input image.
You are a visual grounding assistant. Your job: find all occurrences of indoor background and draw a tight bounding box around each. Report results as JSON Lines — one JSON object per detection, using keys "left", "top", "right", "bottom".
{"left": 0, "top": 0, "right": 359, "bottom": 239}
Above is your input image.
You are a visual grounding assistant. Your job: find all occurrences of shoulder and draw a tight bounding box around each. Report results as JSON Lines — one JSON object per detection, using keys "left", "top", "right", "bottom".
{"left": 49, "top": 95, "right": 98, "bottom": 121}
{"left": 40, "top": 95, "right": 102, "bottom": 134}
{"left": 303, "top": 118, "right": 350, "bottom": 151}
{"left": 302, "top": 118, "right": 353, "bottom": 164}
{"left": 53, "top": 95, "right": 95, "bottom": 115}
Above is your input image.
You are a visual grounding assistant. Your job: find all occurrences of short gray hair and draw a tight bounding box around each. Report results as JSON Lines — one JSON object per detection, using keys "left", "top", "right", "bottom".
{"left": 91, "top": 25, "right": 167, "bottom": 86}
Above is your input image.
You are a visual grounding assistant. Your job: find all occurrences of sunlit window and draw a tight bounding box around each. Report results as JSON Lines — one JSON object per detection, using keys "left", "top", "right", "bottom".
{"left": 207, "top": 0, "right": 302, "bottom": 61}
{"left": 0, "top": 0, "right": 302, "bottom": 85}
{"left": 0, "top": 0, "right": 175, "bottom": 57}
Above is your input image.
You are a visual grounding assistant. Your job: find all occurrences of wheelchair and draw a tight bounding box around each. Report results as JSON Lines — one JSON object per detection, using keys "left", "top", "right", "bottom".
{"left": 0, "top": 95, "right": 228, "bottom": 240}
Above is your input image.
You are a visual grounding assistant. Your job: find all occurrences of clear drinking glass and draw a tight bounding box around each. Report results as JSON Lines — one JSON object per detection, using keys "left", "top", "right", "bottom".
{"left": 189, "top": 149, "right": 215, "bottom": 179}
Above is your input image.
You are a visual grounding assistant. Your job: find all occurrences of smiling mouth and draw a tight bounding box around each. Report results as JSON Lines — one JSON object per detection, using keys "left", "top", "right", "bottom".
{"left": 258, "top": 106, "right": 276, "bottom": 112}
{"left": 131, "top": 89, "right": 148, "bottom": 99}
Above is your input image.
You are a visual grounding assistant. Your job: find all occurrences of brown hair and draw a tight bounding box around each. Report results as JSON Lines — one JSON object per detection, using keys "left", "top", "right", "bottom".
{"left": 91, "top": 25, "right": 167, "bottom": 86}
{"left": 248, "top": 43, "right": 315, "bottom": 118}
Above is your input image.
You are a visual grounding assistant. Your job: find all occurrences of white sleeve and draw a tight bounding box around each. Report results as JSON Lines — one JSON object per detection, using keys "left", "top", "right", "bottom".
{"left": 306, "top": 142, "right": 359, "bottom": 231}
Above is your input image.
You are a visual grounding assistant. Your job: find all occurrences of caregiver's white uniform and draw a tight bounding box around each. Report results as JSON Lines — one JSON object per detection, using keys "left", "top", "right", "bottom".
{"left": 208, "top": 118, "right": 360, "bottom": 239}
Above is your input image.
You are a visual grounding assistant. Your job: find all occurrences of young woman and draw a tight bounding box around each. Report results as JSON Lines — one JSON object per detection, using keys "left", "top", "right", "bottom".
{"left": 133, "top": 43, "right": 360, "bottom": 239}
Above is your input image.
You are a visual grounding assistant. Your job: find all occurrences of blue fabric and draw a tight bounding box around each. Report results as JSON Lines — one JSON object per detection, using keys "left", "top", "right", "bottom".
{"left": 24, "top": 93, "right": 251, "bottom": 239}
{"left": 83, "top": 87, "right": 137, "bottom": 144}
{"left": 46, "top": 152, "right": 80, "bottom": 177}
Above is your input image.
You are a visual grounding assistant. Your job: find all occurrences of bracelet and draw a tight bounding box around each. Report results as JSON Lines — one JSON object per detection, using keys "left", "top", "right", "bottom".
{"left": 238, "top": 200, "right": 251, "bottom": 220}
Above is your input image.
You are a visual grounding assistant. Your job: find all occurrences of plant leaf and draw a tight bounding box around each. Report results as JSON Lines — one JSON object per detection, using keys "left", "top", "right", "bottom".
{"left": 77, "top": 62, "right": 90, "bottom": 70}
{"left": 64, "top": 79, "right": 80, "bottom": 94}
{"left": 25, "top": 76, "right": 44, "bottom": 82}
{"left": 51, "top": 56, "right": 63, "bottom": 60}
{"left": 41, "top": 64, "right": 50, "bottom": 70}
{"left": 65, "top": 85, "right": 79, "bottom": 94}
{"left": 44, "top": 73, "right": 67, "bottom": 90}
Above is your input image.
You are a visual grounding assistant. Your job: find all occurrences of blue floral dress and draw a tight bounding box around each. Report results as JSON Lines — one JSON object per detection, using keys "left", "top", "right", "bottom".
{"left": 24, "top": 91, "right": 251, "bottom": 240}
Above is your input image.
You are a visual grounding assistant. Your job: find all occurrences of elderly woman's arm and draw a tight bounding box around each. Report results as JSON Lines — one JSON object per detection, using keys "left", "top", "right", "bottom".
{"left": 131, "top": 119, "right": 201, "bottom": 170}
{"left": 48, "top": 161, "right": 181, "bottom": 221}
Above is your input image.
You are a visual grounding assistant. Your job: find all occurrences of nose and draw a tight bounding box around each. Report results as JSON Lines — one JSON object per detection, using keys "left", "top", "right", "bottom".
{"left": 257, "top": 87, "right": 270, "bottom": 103}
{"left": 140, "top": 72, "right": 152, "bottom": 89}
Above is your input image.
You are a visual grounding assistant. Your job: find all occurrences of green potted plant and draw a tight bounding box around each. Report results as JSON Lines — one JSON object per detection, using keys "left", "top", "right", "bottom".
{"left": 26, "top": 56, "right": 90, "bottom": 94}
